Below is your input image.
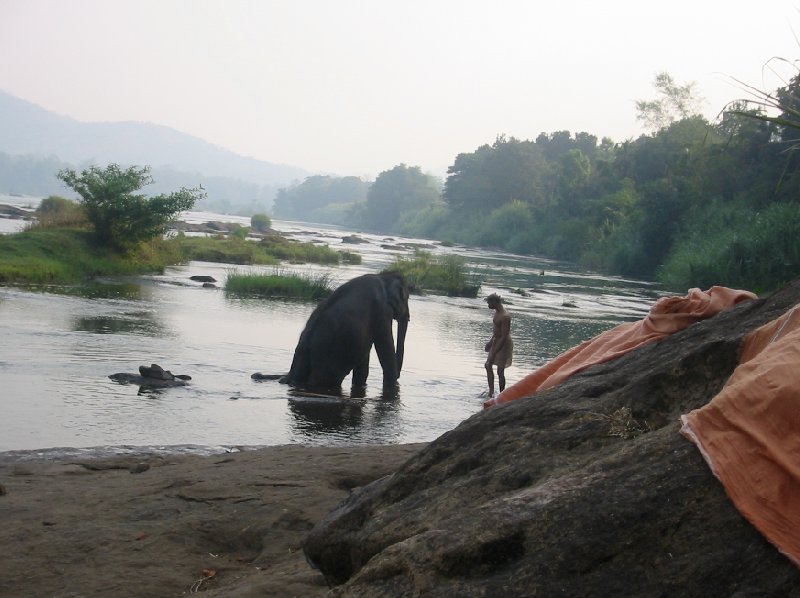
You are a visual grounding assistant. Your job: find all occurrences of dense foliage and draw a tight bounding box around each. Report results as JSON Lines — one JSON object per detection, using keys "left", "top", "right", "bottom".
{"left": 57, "top": 164, "right": 205, "bottom": 252}
{"left": 272, "top": 71, "right": 800, "bottom": 292}
{"left": 361, "top": 165, "right": 440, "bottom": 231}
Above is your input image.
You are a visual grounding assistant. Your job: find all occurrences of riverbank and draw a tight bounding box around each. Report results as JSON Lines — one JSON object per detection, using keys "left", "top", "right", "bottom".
{"left": 0, "top": 442, "right": 425, "bottom": 597}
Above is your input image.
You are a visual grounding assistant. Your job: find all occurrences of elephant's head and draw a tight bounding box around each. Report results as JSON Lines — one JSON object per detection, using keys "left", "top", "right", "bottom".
{"left": 382, "top": 271, "right": 410, "bottom": 376}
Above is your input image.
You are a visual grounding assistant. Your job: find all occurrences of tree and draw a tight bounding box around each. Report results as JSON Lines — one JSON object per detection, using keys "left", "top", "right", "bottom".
{"left": 57, "top": 164, "right": 204, "bottom": 251}
{"left": 362, "top": 165, "right": 440, "bottom": 231}
{"left": 444, "top": 136, "right": 548, "bottom": 215}
{"left": 636, "top": 72, "right": 704, "bottom": 132}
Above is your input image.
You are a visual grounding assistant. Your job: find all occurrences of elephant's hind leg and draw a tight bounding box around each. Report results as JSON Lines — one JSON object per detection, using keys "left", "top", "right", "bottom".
{"left": 352, "top": 350, "right": 371, "bottom": 390}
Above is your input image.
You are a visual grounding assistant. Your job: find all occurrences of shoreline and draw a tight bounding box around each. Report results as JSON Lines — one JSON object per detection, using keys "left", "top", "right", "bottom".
{"left": 0, "top": 442, "right": 426, "bottom": 597}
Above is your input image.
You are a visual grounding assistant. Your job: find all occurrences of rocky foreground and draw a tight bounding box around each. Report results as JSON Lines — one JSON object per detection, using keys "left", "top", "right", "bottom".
{"left": 304, "top": 280, "right": 800, "bottom": 597}
{"left": 2, "top": 281, "right": 799, "bottom": 597}
{"left": 0, "top": 444, "right": 424, "bottom": 597}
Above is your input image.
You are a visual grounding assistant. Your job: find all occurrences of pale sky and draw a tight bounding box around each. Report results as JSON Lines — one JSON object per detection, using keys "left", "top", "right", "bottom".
{"left": 1, "top": 0, "right": 799, "bottom": 178}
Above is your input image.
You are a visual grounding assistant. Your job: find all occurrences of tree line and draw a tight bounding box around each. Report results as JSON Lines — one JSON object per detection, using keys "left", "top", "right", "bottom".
{"left": 273, "top": 72, "right": 800, "bottom": 293}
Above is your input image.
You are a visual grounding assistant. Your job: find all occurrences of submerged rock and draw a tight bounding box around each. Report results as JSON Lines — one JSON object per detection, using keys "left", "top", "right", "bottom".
{"left": 304, "top": 280, "right": 800, "bottom": 596}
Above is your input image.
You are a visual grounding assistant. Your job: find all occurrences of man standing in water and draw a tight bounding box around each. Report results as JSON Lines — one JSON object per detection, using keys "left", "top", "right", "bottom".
{"left": 484, "top": 293, "right": 513, "bottom": 398}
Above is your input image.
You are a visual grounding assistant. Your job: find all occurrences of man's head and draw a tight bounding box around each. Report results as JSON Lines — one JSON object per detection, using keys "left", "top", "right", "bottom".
{"left": 486, "top": 293, "right": 502, "bottom": 309}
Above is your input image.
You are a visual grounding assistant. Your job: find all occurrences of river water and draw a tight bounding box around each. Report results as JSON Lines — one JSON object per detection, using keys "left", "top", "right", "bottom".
{"left": 0, "top": 200, "right": 662, "bottom": 456}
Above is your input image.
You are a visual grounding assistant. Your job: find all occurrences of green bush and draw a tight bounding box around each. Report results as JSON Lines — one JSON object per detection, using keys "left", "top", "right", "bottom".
{"left": 57, "top": 164, "right": 205, "bottom": 252}
{"left": 32, "top": 195, "right": 88, "bottom": 230}
{"left": 251, "top": 213, "right": 272, "bottom": 232}
{"left": 229, "top": 224, "right": 250, "bottom": 240}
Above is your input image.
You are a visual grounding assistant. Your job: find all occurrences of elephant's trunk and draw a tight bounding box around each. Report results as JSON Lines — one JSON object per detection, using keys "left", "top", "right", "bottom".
{"left": 395, "top": 317, "right": 408, "bottom": 377}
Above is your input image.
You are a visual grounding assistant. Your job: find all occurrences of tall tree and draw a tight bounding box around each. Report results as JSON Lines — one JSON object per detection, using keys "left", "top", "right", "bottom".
{"left": 57, "top": 164, "right": 204, "bottom": 251}
{"left": 636, "top": 72, "right": 704, "bottom": 132}
{"left": 362, "top": 164, "right": 440, "bottom": 231}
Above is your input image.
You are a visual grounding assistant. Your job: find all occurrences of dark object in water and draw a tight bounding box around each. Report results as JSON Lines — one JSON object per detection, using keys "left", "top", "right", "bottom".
{"left": 109, "top": 363, "right": 191, "bottom": 387}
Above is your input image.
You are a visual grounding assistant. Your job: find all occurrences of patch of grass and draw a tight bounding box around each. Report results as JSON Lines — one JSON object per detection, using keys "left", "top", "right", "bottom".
{"left": 587, "top": 406, "right": 651, "bottom": 440}
{"left": 0, "top": 229, "right": 176, "bottom": 284}
{"left": 225, "top": 269, "right": 334, "bottom": 300}
{"left": 171, "top": 235, "right": 273, "bottom": 265}
{"left": 385, "top": 250, "right": 482, "bottom": 297}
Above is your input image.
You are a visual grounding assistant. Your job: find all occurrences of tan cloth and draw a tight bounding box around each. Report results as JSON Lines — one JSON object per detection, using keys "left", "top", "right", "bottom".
{"left": 490, "top": 338, "right": 513, "bottom": 368}
{"left": 681, "top": 305, "right": 800, "bottom": 566}
{"left": 485, "top": 286, "right": 757, "bottom": 408}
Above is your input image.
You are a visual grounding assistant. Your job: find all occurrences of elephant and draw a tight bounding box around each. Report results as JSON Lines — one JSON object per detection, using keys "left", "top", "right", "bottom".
{"left": 265, "top": 271, "right": 410, "bottom": 394}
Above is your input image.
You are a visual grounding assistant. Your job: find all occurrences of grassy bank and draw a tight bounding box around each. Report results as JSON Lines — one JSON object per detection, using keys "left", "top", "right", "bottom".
{"left": 0, "top": 229, "right": 180, "bottom": 284}
{"left": 225, "top": 270, "right": 334, "bottom": 300}
{"left": 387, "top": 250, "right": 481, "bottom": 297}
{"left": 0, "top": 228, "right": 362, "bottom": 285}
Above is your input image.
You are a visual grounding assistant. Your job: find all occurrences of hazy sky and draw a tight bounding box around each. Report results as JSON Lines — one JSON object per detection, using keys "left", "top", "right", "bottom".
{"left": 1, "top": 0, "right": 799, "bottom": 178}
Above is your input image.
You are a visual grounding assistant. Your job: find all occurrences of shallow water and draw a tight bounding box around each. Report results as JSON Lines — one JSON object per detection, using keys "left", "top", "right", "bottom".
{"left": 0, "top": 213, "right": 661, "bottom": 455}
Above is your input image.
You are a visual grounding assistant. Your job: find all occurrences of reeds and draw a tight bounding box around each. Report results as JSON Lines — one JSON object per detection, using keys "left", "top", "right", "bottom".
{"left": 224, "top": 269, "right": 334, "bottom": 300}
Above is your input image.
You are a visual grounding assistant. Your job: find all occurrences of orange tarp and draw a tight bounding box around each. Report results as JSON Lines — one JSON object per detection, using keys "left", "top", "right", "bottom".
{"left": 681, "top": 305, "right": 800, "bottom": 567}
{"left": 485, "top": 286, "right": 757, "bottom": 408}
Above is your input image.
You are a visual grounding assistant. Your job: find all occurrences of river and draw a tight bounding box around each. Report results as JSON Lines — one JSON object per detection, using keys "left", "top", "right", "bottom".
{"left": 0, "top": 200, "right": 662, "bottom": 456}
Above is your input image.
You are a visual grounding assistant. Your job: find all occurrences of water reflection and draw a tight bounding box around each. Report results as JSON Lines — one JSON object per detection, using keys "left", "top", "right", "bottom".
{"left": 288, "top": 396, "right": 365, "bottom": 436}
{"left": 73, "top": 310, "right": 170, "bottom": 336}
{"left": 62, "top": 282, "right": 146, "bottom": 300}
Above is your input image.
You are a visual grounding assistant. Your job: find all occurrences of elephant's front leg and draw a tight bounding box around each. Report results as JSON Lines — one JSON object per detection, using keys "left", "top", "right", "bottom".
{"left": 351, "top": 350, "right": 371, "bottom": 392}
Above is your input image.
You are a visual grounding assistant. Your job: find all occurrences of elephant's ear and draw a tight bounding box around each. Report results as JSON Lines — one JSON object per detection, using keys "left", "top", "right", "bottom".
{"left": 386, "top": 273, "right": 410, "bottom": 321}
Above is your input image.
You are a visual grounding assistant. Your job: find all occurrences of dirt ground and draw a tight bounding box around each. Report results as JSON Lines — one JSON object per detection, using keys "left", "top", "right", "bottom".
{"left": 0, "top": 443, "right": 425, "bottom": 597}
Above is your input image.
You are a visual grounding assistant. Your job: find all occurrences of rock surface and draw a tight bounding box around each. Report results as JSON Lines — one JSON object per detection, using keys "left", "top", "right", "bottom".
{"left": 304, "top": 280, "right": 800, "bottom": 597}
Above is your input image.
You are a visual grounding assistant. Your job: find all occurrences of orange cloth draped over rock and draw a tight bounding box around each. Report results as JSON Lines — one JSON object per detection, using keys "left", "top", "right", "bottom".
{"left": 484, "top": 286, "right": 757, "bottom": 409}
{"left": 681, "top": 305, "right": 800, "bottom": 567}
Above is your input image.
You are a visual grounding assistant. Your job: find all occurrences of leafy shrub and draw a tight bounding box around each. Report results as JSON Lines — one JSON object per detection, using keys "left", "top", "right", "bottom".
{"left": 251, "top": 213, "right": 272, "bottom": 232}
{"left": 229, "top": 224, "right": 250, "bottom": 240}
{"left": 32, "top": 195, "right": 88, "bottom": 229}
{"left": 57, "top": 164, "right": 205, "bottom": 252}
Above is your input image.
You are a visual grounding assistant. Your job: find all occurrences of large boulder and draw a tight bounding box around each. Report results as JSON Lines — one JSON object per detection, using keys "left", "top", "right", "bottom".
{"left": 304, "top": 280, "right": 800, "bottom": 596}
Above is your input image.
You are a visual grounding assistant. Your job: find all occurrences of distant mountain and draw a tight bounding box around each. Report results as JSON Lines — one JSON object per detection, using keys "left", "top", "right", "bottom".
{"left": 0, "top": 90, "right": 311, "bottom": 213}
